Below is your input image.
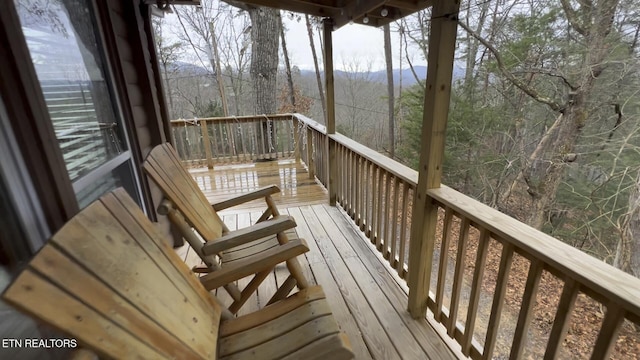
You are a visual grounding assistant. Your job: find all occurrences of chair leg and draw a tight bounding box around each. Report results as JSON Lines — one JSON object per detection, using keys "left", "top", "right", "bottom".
{"left": 229, "top": 268, "right": 273, "bottom": 314}
{"left": 275, "top": 231, "right": 310, "bottom": 290}
{"left": 257, "top": 207, "right": 273, "bottom": 223}
{"left": 224, "top": 283, "right": 242, "bottom": 302}
{"left": 267, "top": 275, "right": 298, "bottom": 305}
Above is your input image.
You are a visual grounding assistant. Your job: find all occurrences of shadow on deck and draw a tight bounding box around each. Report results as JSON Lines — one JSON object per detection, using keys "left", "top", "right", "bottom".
{"left": 180, "top": 160, "right": 457, "bottom": 360}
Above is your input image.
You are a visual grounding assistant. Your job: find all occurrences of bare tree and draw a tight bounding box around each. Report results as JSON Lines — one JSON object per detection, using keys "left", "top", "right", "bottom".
{"left": 616, "top": 169, "right": 640, "bottom": 277}
{"left": 173, "top": 3, "right": 229, "bottom": 114}
{"left": 306, "top": 15, "right": 326, "bottom": 123}
{"left": 459, "top": 0, "right": 622, "bottom": 229}
{"left": 279, "top": 13, "right": 296, "bottom": 110}
{"left": 153, "top": 17, "right": 183, "bottom": 118}
{"left": 383, "top": 23, "right": 395, "bottom": 157}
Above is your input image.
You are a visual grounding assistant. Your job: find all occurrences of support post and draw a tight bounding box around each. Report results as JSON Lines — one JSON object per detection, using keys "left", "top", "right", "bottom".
{"left": 307, "top": 127, "right": 315, "bottom": 179}
{"left": 200, "top": 119, "right": 214, "bottom": 169}
{"left": 407, "top": 0, "right": 461, "bottom": 318}
{"left": 323, "top": 18, "right": 337, "bottom": 206}
{"left": 293, "top": 117, "right": 301, "bottom": 162}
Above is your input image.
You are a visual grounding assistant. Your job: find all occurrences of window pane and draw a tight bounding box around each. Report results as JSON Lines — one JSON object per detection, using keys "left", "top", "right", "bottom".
{"left": 76, "top": 161, "right": 138, "bottom": 209}
{"left": 15, "top": 0, "right": 127, "bottom": 181}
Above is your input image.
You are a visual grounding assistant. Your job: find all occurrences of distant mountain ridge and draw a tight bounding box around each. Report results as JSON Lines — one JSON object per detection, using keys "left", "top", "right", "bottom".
{"left": 171, "top": 62, "right": 463, "bottom": 87}
{"left": 299, "top": 66, "right": 427, "bottom": 87}
{"left": 300, "top": 65, "right": 465, "bottom": 87}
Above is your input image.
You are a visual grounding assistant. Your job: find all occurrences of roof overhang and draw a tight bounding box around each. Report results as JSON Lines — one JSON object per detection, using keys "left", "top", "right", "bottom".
{"left": 222, "top": 0, "right": 433, "bottom": 29}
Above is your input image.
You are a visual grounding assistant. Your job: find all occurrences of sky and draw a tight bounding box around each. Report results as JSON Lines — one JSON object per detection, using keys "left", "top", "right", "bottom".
{"left": 163, "top": 4, "right": 427, "bottom": 73}
{"left": 281, "top": 18, "right": 426, "bottom": 72}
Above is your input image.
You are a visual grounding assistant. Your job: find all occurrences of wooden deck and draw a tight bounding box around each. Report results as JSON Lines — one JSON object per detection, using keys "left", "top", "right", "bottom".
{"left": 189, "top": 159, "right": 328, "bottom": 211}
{"left": 179, "top": 160, "right": 457, "bottom": 360}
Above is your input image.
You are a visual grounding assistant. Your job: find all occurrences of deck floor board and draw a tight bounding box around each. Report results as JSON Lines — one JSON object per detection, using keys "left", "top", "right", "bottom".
{"left": 175, "top": 160, "right": 456, "bottom": 360}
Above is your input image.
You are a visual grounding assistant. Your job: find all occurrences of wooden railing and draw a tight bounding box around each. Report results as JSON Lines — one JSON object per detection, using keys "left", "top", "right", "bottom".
{"left": 175, "top": 113, "right": 640, "bottom": 359}
{"left": 426, "top": 186, "right": 640, "bottom": 359}
{"left": 294, "top": 115, "right": 327, "bottom": 188}
{"left": 294, "top": 114, "right": 640, "bottom": 360}
{"left": 170, "top": 114, "right": 300, "bottom": 167}
{"left": 335, "top": 132, "right": 416, "bottom": 280}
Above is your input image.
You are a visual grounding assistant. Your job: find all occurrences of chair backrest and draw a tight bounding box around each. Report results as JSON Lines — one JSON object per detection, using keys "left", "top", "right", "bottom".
{"left": 144, "top": 143, "right": 225, "bottom": 241}
{"left": 2, "top": 188, "right": 221, "bottom": 360}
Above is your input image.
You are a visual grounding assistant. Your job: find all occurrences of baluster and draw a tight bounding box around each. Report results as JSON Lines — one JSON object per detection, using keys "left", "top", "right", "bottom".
{"left": 363, "top": 160, "right": 370, "bottom": 234}
{"left": 349, "top": 151, "right": 356, "bottom": 219}
{"left": 383, "top": 173, "right": 392, "bottom": 259}
{"left": 200, "top": 120, "right": 213, "bottom": 169}
{"left": 397, "top": 183, "right": 409, "bottom": 277}
{"left": 370, "top": 166, "right": 379, "bottom": 244}
{"left": 360, "top": 158, "right": 371, "bottom": 231}
{"left": 306, "top": 127, "right": 314, "bottom": 179}
{"left": 483, "top": 242, "right": 514, "bottom": 359}
{"left": 339, "top": 147, "right": 346, "bottom": 209}
{"left": 355, "top": 156, "right": 362, "bottom": 226}
{"left": 212, "top": 121, "right": 221, "bottom": 165}
{"left": 435, "top": 207, "right": 454, "bottom": 322}
{"left": 390, "top": 177, "right": 400, "bottom": 268}
{"left": 590, "top": 305, "right": 625, "bottom": 360}
{"left": 509, "top": 259, "right": 543, "bottom": 360}
{"left": 307, "top": 127, "right": 316, "bottom": 179}
{"left": 293, "top": 119, "right": 300, "bottom": 162}
{"left": 544, "top": 278, "right": 579, "bottom": 360}
{"left": 462, "top": 228, "right": 490, "bottom": 356}
{"left": 448, "top": 217, "right": 471, "bottom": 337}
{"left": 375, "top": 168, "right": 384, "bottom": 251}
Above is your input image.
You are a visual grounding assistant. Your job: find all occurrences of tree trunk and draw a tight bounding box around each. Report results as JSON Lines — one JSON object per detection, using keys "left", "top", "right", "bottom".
{"left": 248, "top": 6, "right": 280, "bottom": 158}
{"left": 462, "top": 0, "right": 489, "bottom": 92}
{"left": 208, "top": 20, "right": 229, "bottom": 116}
{"left": 524, "top": 0, "right": 620, "bottom": 228}
{"left": 306, "top": 15, "right": 326, "bottom": 123}
{"left": 383, "top": 24, "right": 395, "bottom": 157}
{"left": 460, "top": 0, "right": 620, "bottom": 229}
{"left": 279, "top": 14, "right": 296, "bottom": 110}
{"left": 615, "top": 169, "right": 640, "bottom": 278}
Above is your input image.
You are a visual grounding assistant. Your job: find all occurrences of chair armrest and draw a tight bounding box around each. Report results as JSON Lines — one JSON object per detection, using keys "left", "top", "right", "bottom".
{"left": 212, "top": 185, "right": 280, "bottom": 211}
{"left": 200, "top": 238, "right": 309, "bottom": 290}
{"left": 201, "top": 216, "right": 297, "bottom": 256}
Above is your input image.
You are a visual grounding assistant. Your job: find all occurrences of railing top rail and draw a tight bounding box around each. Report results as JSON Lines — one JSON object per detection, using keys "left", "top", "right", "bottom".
{"left": 170, "top": 114, "right": 295, "bottom": 125}
{"left": 429, "top": 185, "right": 640, "bottom": 321}
{"left": 331, "top": 133, "right": 418, "bottom": 186}
{"left": 292, "top": 113, "right": 327, "bottom": 134}
{"left": 292, "top": 114, "right": 418, "bottom": 186}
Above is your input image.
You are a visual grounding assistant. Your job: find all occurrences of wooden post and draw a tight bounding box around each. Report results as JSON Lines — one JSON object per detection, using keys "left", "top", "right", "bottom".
{"left": 293, "top": 117, "right": 301, "bottom": 162}
{"left": 200, "top": 119, "right": 214, "bottom": 169}
{"left": 407, "top": 0, "right": 461, "bottom": 318}
{"left": 307, "top": 127, "right": 315, "bottom": 179}
{"left": 323, "top": 18, "right": 337, "bottom": 206}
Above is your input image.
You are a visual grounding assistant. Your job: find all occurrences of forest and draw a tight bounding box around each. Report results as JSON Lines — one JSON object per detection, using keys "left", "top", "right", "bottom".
{"left": 156, "top": 0, "right": 640, "bottom": 280}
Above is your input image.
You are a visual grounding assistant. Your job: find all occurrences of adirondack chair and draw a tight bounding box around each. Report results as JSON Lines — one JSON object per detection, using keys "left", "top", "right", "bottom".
{"left": 2, "top": 188, "right": 353, "bottom": 360}
{"left": 143, "top": 143, "right": 310, "bottom": 313}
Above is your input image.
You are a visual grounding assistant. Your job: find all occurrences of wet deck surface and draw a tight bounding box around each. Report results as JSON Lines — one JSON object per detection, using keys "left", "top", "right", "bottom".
{"left": 180, "top": 160, "right": 456, "bottom": 360}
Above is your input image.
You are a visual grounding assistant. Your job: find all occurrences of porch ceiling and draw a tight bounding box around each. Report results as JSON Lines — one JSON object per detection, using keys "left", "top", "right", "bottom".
{"left": 228, "top": 0, "right": 433, "bottom": 28}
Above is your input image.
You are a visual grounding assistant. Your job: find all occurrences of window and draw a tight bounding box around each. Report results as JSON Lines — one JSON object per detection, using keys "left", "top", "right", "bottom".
{"left": 14, "top": 0, "right": 140, "bottom": 208}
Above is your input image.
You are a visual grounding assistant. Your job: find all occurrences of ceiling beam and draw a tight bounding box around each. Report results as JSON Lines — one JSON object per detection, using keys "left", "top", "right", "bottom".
{"left": 226, "top": 0, "right": 340, "bottom": 17}
{"left": 385, "top": 0, "right": 432, "bottom": 11}
{"left": 143, "top": 0, "right": 201, "bottom": 5}
{"left": 333, "top": 0, "right": 387, "bottom": 28}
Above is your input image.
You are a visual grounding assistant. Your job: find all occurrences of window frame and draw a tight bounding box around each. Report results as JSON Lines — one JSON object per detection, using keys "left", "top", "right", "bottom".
{"left": 0, "top": 0, "right": 152, "bottom": 255}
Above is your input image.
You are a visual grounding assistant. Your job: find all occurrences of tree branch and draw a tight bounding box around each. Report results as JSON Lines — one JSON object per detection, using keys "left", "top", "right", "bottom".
{"left": 458, "top": 20, "right": 563, "bottom": 112}
{"left": 513, "top": 68, "right": 578, "bottom": 91}
{"left": 560, "top": 0, "right": 588, "bottom": 36}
